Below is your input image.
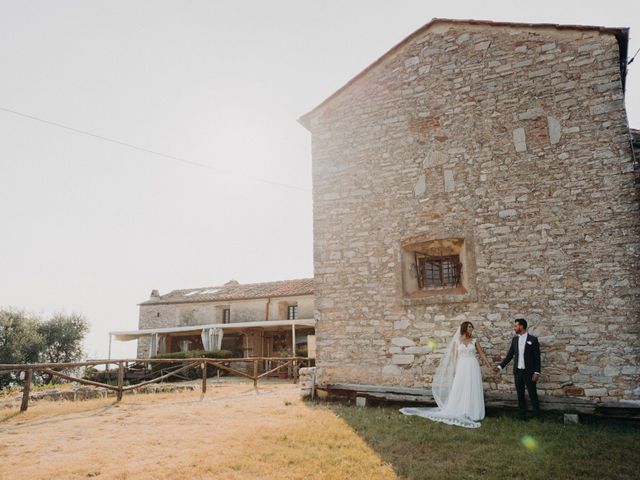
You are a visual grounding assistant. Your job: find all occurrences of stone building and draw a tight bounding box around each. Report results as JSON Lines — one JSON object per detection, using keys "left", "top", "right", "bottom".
{"left": 299, "top": 19, "right": 639, "bottom": 406}
{"left": 110, "top": 279, "right": 315, "bottom": 361}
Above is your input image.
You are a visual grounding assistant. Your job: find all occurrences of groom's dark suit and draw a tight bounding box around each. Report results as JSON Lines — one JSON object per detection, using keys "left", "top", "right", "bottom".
{"left": 500, "top": 333, "right": 541, "bottom": 419}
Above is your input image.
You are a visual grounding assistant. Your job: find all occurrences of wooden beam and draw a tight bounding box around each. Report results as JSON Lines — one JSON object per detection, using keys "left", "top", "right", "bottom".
{"left": 41, "top": 369, "right": 119, "bottom": 392}
{"left": 358, "top": 392, "right": 434, "bottom": 403}
{"left": 0, "top": 356, "right": 308, "bottom": 372}
{"left": 324, "top": 383, "right": 431, "bottom": 396}
{"left": 122, "top": 361, "right": 201, "bottom": 391}
{"left": 203, "top": 360, "right": 255, "bottom": 380}
{"left": 256, "top": 360, "right": 291, "bottom": 379}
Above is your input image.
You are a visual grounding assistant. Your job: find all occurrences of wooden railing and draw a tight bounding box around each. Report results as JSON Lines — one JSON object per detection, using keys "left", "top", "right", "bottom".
{"left": 0, "top": 356, "right": 311, "bottom": 412}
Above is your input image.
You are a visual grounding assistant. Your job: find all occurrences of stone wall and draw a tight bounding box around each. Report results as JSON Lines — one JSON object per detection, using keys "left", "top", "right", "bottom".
{"left": 306, "top": 22, "right": 640, "bottom": 401}
{"left": 299, "top": 366, "right": 316, "bottom": 398}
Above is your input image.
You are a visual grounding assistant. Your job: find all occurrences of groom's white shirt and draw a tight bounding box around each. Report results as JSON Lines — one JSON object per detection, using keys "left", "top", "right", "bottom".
{"left": 517, "top": 332, "right": 528, "bottom": 370}
{"left": 498, "top": 332, "right": 540, "bottom": 375}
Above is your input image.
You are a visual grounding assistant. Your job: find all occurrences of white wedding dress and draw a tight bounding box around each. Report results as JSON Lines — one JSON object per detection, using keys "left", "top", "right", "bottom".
{"left": 401, "top": 337, "right": 485, "bottom": 428}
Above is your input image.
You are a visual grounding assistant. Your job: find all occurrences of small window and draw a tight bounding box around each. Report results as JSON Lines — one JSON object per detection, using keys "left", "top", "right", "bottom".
{"left": 287, "top": 305, "right": 298, "bottom": 320}
{"left": 222, "top": 308, "right": 231, "bottom": 324}
{"left": 401, "top": 236, "right": 477, "bottom": 303}
{"left": 416, "top": 253, "right": 462, "bottom": 289}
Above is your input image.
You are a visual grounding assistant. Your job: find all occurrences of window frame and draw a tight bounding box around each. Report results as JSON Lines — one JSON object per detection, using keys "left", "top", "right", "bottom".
{"left": 415, "top": 252, "right": 462, "bottom": 290}
{"left": 400, "top": 234, "right": 478, "bottom": 305}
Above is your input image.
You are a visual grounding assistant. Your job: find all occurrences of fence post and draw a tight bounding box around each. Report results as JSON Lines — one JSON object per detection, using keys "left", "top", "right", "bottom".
{"left": 117, "top": 361, "right": 124, "bottom": 401}
{"left": 20, "top": 369, "right": 32, "bottom": 412}
{"left": 201, "top": 362, "right": 207, "bottom": 394}
{"left": 253, "top": 359, "right": 258, "bottom": 388}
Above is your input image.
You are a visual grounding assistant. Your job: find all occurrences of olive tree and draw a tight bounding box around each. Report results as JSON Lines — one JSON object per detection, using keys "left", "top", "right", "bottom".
{"left": 0, "top": 309, "right": 89, "bottom": 386}
{"left": 37, "top": 313, "right": 89, "bottom": 383}
{"left": 0, "top": 309, "right": 44, "bottom": 387}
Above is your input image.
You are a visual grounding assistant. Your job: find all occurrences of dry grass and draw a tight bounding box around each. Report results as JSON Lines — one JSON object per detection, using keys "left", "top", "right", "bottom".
{"left": 0, "top": 381, "right": 395, "bottom": 480}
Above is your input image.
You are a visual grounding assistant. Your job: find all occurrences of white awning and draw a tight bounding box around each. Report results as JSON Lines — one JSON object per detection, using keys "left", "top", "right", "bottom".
{"left": 109, "top": 319, "right": 316, "bottom": 342}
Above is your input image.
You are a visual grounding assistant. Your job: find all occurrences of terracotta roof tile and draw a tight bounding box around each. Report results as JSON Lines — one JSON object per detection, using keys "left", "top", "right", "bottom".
{"left": 140, "top": 278, "right": 314, "bottom": 305}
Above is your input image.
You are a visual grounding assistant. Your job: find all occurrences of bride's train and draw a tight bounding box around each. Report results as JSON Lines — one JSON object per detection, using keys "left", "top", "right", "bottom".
{"left": 399, "top": 407, "right": 481, "bottom": 429}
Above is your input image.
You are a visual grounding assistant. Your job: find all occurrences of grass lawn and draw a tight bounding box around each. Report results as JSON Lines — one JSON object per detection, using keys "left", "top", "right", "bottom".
{"left": 2, "top": 381, "right": 638, "bottom": 480}
{"left": 330, "top": 404, "right": 640, "bottom": 480}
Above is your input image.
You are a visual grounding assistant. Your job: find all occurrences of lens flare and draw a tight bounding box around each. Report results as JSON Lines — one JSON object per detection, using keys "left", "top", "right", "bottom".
{"left": 427, "top": 339, "right": 436, "bottom": 351}
{"left": 520, "top": 435, "right": 539, "bottom": 450}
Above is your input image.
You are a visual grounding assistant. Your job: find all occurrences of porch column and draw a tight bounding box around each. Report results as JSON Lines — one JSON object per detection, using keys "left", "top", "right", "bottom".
{"left": 150, "top": 333, "right": 158, "bottom": 357}
{"left": 291, "top": 324, "right": 296, "bottom": 357}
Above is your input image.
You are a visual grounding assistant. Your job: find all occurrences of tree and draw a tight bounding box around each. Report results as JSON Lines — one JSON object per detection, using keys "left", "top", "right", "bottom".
{"left": 0, "top": 309, "right": 44, "bottom": 387}
{"left": 38, "top": 313, "right": 89, "bottom": 382}
{"left": 0, "top": 309, "right": 90, "bottom": 387}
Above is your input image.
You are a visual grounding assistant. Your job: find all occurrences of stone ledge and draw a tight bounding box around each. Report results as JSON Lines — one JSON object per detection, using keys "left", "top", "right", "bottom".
{"left": 318, "top": 383, "right": 640, "bottom": 420}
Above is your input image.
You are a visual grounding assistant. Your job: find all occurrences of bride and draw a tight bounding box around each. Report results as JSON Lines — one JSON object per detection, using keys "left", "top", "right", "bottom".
{"left": 401, "top": 321, "right": 493, "bottom": 428}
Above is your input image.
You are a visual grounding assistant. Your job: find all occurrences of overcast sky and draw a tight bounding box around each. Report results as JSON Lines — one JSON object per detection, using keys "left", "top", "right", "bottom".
{"left": 1, "top": 0, "right": 638, "bottom": 359}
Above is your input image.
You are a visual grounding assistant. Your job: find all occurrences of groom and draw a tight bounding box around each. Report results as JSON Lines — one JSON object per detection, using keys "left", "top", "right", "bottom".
{"left": 495, "top": 318, "right": 541, "bottom": 420}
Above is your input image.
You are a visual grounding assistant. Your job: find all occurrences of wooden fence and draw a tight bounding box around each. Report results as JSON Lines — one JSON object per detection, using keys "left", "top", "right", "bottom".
{"left": 0, "top": 356, "right": 310, "bottom": 412}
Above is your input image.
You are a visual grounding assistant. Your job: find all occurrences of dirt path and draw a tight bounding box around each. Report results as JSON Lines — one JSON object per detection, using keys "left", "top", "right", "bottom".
{"left": 0, "top": 380, "right": 396, "bottom": 480}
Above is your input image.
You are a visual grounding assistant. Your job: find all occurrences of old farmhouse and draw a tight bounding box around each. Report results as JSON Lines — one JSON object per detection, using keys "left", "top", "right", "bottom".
{"left": 110, "top": 279, "right": 316, "bottom": 363}
{"left": 300, "top": 19, "right": 639, "bottom": 407}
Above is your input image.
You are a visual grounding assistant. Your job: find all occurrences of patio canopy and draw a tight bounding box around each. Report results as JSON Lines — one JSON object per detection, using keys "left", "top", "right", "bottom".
{"left": 109, "top": 319, "right": 316, "bottom": 342}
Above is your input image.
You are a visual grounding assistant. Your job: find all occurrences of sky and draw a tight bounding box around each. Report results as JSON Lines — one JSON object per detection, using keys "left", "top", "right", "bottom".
{"left": 1, "top": 0, "right": 639, "bottom": 359}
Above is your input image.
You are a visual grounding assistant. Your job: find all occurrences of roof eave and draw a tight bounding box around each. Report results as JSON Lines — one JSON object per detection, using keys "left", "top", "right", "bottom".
{"left": 110, "top": 319, "right": 317, "bottom": 339}
{"left": 138, "top": 291, "right": 314, "bottom": 306}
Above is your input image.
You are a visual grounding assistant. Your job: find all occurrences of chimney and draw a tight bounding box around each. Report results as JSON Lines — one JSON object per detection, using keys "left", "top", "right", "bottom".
{"left": 150, "top": 289, "right": 160, "bottom": 299}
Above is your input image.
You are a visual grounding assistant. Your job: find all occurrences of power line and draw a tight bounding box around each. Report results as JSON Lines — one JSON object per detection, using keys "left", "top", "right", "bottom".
{"left": 0, "top": 105, "right": 311, "bottom": 193}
